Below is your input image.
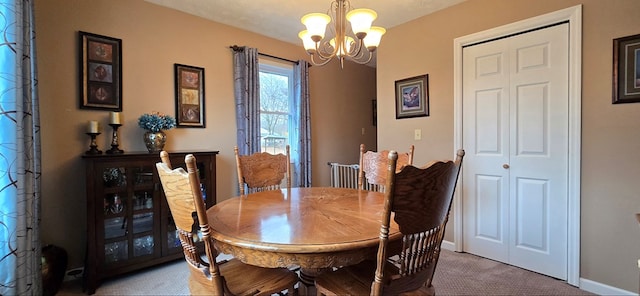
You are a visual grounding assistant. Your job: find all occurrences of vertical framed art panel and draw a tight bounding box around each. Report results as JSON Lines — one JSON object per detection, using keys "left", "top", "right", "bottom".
{"left": 613, "top": 33, "right": 640, "bottom": 104}
{"left": 174, "top": 64, "right": 205, "bottom": 128}
{"left": 395, "top": 74, "right": 429, "bottom": 119}
{"left": 79, "top": 31, "right": 122, "bottom": 111}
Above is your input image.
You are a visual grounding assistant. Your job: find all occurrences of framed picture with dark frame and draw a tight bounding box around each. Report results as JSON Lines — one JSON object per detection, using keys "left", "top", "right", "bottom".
{"left": 79, "top": 31, "right": 122, "bottom": 111}
{"left": 174, "top": 63, "right": 205, "bottom": 128}
{"left": 613, "top": 33, "right": 640, "bottom": 104}
{"left": 395, "top": 74, "right": 429, "bottom": 119}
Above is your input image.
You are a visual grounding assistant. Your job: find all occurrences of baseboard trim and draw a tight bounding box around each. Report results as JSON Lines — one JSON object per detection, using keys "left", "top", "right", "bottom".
{"left": 441, "top": 240, "right": 456, "bottom": 252}
{"left": 579, "top": 278, "right": 637, "bottom": 296}
{"left": 441, "top": 240, "right": 637, "bottom": 295}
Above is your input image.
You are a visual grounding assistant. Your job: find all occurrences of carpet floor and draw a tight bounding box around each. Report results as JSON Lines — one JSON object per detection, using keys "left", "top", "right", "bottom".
{"left": 57, "top": 249, "right": 593, "bottom": 295}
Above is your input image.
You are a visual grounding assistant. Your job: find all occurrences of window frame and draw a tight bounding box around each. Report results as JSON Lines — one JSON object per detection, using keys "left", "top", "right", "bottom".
{"left": 258, "top": 59, "right": 295, "bottom": 153}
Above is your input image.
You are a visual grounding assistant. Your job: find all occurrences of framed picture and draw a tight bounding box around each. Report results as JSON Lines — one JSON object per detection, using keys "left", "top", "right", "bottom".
{"left": 174, "top": 64, "right": 205, "bottom": 128}
{"left": 395, "top": 74, "right": 429, "bottom": 119}
{"left": 613, "top": 33, "right": 640, "bottom": 104}
{"left": 79, "top": 31, "right": 122, "bottom": 111}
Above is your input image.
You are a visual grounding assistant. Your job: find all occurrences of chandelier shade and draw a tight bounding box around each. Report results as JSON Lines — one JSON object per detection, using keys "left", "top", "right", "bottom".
{"left": 298, "top": 30, "right": 316, "bottom": 52}
{"left": 363, "top": 26, "right": 386, "bottom": 50}
{"left": 299, "top": 0, "right": 385, "bottom": 67}
{"left": 346, "top": 8, "right": 376, "bottom": 38}
{"left": 301, "top": 13, "right": 331, "bottom": 41}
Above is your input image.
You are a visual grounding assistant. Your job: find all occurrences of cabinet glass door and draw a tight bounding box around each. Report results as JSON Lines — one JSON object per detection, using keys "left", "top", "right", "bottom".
{"left": 131, "top": 166, "right": 156, "bottom": 259}
{"left": 102, "top": 166, "right": 128, "bottom": 263}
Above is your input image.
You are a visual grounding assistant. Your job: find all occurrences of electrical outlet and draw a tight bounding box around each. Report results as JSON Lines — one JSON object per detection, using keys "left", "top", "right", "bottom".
{"left": 414, "top": 129, "right": 422, "bottom": 140}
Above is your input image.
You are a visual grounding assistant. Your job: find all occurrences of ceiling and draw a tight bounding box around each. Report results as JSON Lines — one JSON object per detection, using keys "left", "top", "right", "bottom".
{"left": 144, "top": 0, "right": 466, "bottom": 46}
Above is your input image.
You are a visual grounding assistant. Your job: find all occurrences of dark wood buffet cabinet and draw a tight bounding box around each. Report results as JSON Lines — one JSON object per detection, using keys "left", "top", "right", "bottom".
{"left": 82, "top": 151, "right": 218, "bottom": 294}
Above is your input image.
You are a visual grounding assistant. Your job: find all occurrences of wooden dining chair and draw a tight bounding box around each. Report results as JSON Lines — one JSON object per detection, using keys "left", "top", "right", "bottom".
{"left": 358, "top": 143, "right": 415, "bottom": 192}
{"left": 156, "top": 151, "right": 298, "bottom": 295}
{"left": 315, "top": 149, "right": 465, "bottom": 296}
{"left": 234, "top": 145, "right": 291, "bottom": 195}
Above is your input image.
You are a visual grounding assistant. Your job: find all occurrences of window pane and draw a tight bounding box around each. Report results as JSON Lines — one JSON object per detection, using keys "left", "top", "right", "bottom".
{"left": 261, "top": 114, "right": 288, "bottom": 154}
{"left": 259, "top": 72, "right": 289, "bottom": 112}
{"left": 259, "top": 70, "right": 290, "bottom": 154}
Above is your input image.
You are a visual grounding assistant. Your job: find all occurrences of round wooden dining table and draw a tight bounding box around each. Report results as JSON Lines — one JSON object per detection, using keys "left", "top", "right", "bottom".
{"left": 207, "top": 187, "right": 401, "bottom": 294}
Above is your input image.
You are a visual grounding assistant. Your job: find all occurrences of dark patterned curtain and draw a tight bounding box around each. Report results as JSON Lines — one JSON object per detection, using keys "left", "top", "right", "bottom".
{"left": 293, "top": 61, "right": 312, "bottom": 187}
{"left": 0, "top": 0, "right": 42, "bottom": 295}
{"left": 232, "top": 46, "right": 261, "bottom": 155}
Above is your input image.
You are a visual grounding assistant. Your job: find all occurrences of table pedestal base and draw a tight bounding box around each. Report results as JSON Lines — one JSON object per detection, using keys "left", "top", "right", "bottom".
{"left": 299, "top": 268, "right": 328, "bottom": 296}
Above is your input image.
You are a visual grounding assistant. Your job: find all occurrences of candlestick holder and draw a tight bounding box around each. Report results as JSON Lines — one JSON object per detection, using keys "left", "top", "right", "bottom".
{"left": 106, "top": 123, "right": 124, "bottom": 154}
{"left": 85, "top": 132, "right": 102, "bottom": 155}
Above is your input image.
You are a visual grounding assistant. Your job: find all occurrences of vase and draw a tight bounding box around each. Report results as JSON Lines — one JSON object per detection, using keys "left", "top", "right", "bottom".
{"left": 143, "top": 131, "right": 167, "bottom": 153}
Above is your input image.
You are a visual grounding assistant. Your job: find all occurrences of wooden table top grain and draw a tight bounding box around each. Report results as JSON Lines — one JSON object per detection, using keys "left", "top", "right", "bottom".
{"left": 207, "top": 187, "right": 401, "bottom": 269}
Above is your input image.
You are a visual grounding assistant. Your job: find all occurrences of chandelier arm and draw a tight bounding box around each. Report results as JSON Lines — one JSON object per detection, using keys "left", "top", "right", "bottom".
{"left": 348, "top": 38, "right": 365, "bottom": 59}
{"left": 314, "top": 42, "right": 338, "bottom": 60}
{"left": 312, "top": 49, "right": 371, "bottom": 66}
{"left": 309, "top": 53, "right": 336, "bottom": 67}
{"left": 342, "top": 39, "right": 371, "bottom": 64}
{"left": 350, "top": 51, "right": 373, "bottom": 65}
{"left": 311, "top": 51, "right": 332, "bottom": 62}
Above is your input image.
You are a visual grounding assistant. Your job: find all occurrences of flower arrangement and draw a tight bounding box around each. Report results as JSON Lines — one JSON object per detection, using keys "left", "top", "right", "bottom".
{"left": 137, "top": 112, "right": 176, "bottom": 132}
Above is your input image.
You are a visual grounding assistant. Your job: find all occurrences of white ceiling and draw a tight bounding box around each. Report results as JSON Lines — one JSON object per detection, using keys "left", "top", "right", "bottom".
{"left": 144, "top": 0, "right": 466, "bottom": 45}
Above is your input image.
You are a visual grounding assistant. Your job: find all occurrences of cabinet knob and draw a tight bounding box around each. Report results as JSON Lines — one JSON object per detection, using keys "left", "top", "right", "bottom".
{"left": 503, "top": 164, "right": 510, "bottom": 169}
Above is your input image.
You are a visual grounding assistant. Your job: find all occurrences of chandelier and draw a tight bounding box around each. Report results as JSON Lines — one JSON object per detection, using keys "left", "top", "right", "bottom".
{"left": 298, "top": 0, "right": 386, "bottom": 68}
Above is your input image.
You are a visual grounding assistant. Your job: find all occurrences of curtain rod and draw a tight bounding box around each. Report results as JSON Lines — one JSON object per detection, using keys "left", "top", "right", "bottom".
{"left": 229, "top": 45, "right": 300, "bottom": 65}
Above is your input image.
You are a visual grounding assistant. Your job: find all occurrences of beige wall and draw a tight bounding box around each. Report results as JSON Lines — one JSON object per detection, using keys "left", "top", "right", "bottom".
{"left": 377, "top": 0, "right": 640, "bottom": 292}
{"left": 35, "top": 0, "right": 376, "bottom": 270}
{"left": 35, "top": 0, "right": 640, "bottom": 292}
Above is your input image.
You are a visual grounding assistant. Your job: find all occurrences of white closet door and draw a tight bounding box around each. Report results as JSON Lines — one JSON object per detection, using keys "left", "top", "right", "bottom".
{"left": 462, "top": 23, "right": 569, "bottom": 280}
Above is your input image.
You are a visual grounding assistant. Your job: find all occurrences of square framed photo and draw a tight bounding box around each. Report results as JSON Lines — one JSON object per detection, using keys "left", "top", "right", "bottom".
{"left": 613, "top": 33, "right": 640, "bottom": 104}
{"left": 79, "top": 31, "right": 122, "bottom": 111}
{"left": 395, "top": 74, "right": 429, "bottom": 119}
{"left": 174, "top": 64, "right": 205, "bottom": 127}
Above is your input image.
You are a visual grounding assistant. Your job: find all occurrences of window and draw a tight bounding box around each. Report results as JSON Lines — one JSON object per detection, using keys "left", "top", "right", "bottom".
{"left": 259, "top": 59, "right": 294, "bottom": 155}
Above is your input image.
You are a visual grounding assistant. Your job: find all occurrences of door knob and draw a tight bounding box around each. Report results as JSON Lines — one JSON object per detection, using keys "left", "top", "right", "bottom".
{"left": 503, "top": 164, "right": 510, "bottom": 169}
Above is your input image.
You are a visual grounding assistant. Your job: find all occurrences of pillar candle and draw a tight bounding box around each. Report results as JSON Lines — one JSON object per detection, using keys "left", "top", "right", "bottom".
{"left": 88, "top": 120, "right": 99, "bottom": 133}
{"left": 110, "top": 112, "right": 122, "bottom": 125}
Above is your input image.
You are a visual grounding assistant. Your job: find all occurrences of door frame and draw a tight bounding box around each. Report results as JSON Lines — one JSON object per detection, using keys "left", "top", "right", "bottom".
{"left": 452, "top": 5, "right": 582, "bottom": 286}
